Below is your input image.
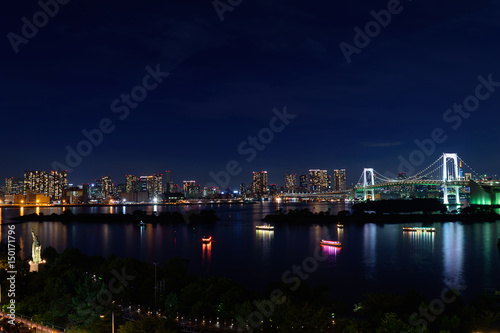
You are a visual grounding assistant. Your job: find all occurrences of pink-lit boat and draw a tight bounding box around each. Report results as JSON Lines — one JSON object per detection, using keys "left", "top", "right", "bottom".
{"left": 320, "top": 240, "right": 342, "bottom": 247}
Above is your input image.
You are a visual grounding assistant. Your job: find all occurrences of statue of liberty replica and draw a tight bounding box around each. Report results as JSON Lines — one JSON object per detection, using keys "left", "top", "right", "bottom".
{"left": 30, "top": 228, "right": 45, "bottom": 272}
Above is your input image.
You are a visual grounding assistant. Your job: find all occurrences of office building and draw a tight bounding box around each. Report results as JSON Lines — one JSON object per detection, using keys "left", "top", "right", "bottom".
{"left": 334, "top": 169, "right": 346, "bottom": 191}
{"left": 285, "top": 173, "right": 297, "bottom": 193}
{"left": 24, "top": 171, "right": 49, "bottom": 195}
{"left": 49, "top": 171, "right": 68, "bottom": 200}
{"left": 299, "top": 174, "right": 308, "bottom": 192}
{"left": 183, "top": 180, "right": 199, "bottom": 198}
{"left": 309, "top": 169, "right": 327, "bottom": 193}
{"left": 252, "top": 171, "right": 268, "bottom": 197}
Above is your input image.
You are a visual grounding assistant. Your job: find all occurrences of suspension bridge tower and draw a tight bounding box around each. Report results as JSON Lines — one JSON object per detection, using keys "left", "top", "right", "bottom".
{"left": 442, "top": 153, "right": 461, "bottom": 205}
{"left": 363, "top": 168, "right": 375, "bottom": 201}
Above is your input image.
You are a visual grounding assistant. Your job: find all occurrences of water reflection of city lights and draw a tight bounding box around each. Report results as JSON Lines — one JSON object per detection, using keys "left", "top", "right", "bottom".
{"left": 256, "top": 229, "right": 274, "bottom": 243}
{"left": 321, "top": 244, "right": 341, "bottom": 256}
{"left": 404, "top": 229, "right": 435, "bottom": 252}
{"left": 337, "top": 228, "right": 344, "bottom": 239}
{"left": 363, "top": 224, "right": 377, "bottom": 277}
{"left": 442, "top": 223, "right": 465, "bottom": 289}
{"left": 202, "top": 242, "right": 212, "bottom": 263}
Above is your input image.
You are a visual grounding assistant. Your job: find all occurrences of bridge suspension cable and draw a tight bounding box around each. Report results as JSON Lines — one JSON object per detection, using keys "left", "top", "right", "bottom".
{"left": 414, "top": 162, "right": 444, "bottom": 180}
{"left": 373, "top": 170, "right": 392, "bottom": 182}
{"left": 412, "top": 155, "right": 443, "bottom": 180}
{"left": 458, "top": 156, "right": 482, "bottom": 179}
{"left": 356, "top": 172, "right": 364, "bottom": 186}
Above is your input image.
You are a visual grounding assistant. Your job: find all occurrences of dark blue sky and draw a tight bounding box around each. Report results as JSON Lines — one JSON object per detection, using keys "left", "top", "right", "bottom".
{"left": 1, "top": 0, "right": 499, "bottom": 188}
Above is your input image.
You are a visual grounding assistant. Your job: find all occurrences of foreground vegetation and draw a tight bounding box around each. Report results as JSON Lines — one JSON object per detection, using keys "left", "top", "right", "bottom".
{"left": 0, "top": 243, "right": 498, "bottom": 332}
{"left": 263, "top": 200, "right": 500, "bottom": 225}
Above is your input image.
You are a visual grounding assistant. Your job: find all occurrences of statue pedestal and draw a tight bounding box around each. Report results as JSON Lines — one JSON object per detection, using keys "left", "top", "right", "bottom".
{"left": 29, "top": 260, "right": 45, "bottom": 272}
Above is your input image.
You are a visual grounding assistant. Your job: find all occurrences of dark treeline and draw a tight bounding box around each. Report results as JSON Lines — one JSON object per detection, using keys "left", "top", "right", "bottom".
{"left": 11, "top": 209, "right": 219, "bottom": 225}
{"left": 262, "top": 201, "right": 500, "bottom": 225}
{"left": 0, "top": 244, "right": 498, "bottom": 332}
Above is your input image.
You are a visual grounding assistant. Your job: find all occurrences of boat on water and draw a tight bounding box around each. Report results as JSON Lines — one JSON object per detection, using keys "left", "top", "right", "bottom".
{"left": 256, "top": 225, "right": 274, "bottom": 231}
{"left": 138, "top": 221, "right": 146, "bottom": 227}
{"left": 320, "top": 240, "right": 342, "bottom": 247}
{"left": 202, "top": 236, "right": 212, "bottom": 243}
{"left": 337, "top": 224, "right": 344, "bottom": 228}
{"left": 402, "top": 226, "right": 436, "bottom": 232}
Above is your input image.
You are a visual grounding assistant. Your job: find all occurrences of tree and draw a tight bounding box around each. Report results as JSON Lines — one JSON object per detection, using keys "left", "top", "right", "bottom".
{"left": 117, "top": 316, "right": 177, "bottom": 333}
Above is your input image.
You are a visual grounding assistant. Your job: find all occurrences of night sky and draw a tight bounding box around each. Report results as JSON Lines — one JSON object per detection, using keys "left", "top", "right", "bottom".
{"left": 2, "top": 0, "right": 500, "bottom": 189}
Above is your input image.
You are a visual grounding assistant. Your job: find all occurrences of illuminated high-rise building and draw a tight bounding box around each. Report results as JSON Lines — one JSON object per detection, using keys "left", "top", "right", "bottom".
{"left": 203, "top": 186, "right": 219, "bottom": 198}
{"left": 4, "top": 178, "right": 12, "bottom": 194}
{"left": 183, "top": 180, "right": 199, "bottom": 198}
{"left": 327, "top": 175, "right": 332, "bottom": 191}
{"left": 11, "top": 178, "right": 24, "bottom": 195}
{"left": 165, "top": 170, "right": 171, "bottom": 193}
{"left": 334, "top": 169, "right": 346, "bottom": 191}
{"left": 93, "top": 176, "right": 113, "bottom": 199}
{"left": 24, "top": 170, "right": 67, "bottom": 199}
{"left": 24, "top": 171, "right": 49, "bottom": 195}
{"left": 252, "top": 171, "right": 268, "bottom": 197}
{"left": 299, "top": 174, "right": 308, "bottom": 192}
{"left": 139, "top": 174, "right": 163, "bottom": 200}
{"left": 49, "top": 170, "right": 68, "bottom": 200}
{"left": 309, "top": 169, "right": 327, "bottom": 193}
{"left": 285, "top": 173, "right": 297, "bottom": 193}
{"left": 126, "top": 175, "right": 140, "bottom": 193}
{"left": 464, "top": 173, "right": 472, "bottom": 181}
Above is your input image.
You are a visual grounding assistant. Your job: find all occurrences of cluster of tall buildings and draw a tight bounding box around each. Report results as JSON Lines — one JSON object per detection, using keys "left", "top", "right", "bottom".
{"left": 248, "top": 169, "right": 347, "bottom": 197}
{"left": 284, "top": 169, "right": 346, "bottom": 193}
{"left": 4, "top": 170, "right": 68, "bottom": 199}
{"left": 1, "top": 167, "right": 348, "bottom": 204}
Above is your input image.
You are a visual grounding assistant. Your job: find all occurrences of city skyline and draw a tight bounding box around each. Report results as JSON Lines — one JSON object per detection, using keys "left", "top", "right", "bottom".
{"left": 2, "top": 167, "right": 351, "bottom": 195}
{"left": 2, "top": 1, "right": 500, "bottom": 188}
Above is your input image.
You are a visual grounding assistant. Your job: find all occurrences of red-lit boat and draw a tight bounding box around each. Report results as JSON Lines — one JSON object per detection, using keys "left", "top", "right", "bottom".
{"left": 320, "top": 240, "right": 342, "bottom": 247}
{"left": 202, "top": 236, "right": 212, "bottom": 243}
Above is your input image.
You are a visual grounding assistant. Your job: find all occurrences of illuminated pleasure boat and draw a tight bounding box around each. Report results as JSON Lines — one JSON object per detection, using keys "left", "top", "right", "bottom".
{"left": 337, "top": 224, "right": 344, "bottom": 228}
{"left": 402, "top": 227, "right": 436, "bottom": 232}
{"left": 256, "top": 225, "right": 274, "bottom": 230}
{"left": 320, "top": 240, "right": 342, "bottom": 247}
{"left": 202, "top": 236, "right": 212, "bottom": 243}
